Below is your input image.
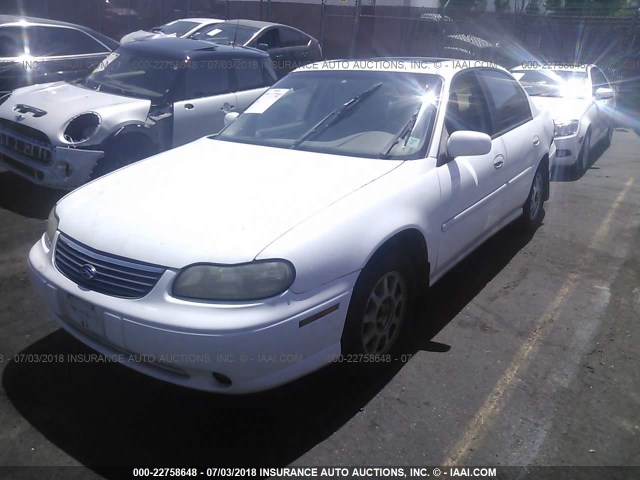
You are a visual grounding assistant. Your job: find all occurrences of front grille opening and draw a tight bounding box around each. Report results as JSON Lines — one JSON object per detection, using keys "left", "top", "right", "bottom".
{"left": 54, "top": 234, "right": 166, "bottom": 299}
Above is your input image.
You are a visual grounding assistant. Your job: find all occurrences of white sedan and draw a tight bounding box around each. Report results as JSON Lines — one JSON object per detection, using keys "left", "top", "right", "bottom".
{"left": 120, "top": 18, "right": 223, "bottom": 44}
{"left": 511, "top": 64, "right": 615, "bottom": 175}
{"left": 28, "top": 60, "right": 555, "bottom": 394}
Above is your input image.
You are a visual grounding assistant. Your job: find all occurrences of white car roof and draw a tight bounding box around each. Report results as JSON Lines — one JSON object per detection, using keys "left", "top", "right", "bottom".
{"left": 294, "top": 58, "right": 512, "bottom": 80}
{"left": 168, "top": 18, "right": 223, "bottom": 25}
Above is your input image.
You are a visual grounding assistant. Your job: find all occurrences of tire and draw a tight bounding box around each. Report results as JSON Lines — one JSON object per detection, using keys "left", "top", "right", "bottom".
{"left": 520, "top": 163, "right": 546, "bottom": 231}
{"left": 91, "top": 135, "right": 153, "bottom": 180}
{"left": 575, "top": 129, "right": 591, "bottom": 177}
{"left": 602, "top": 122, "right": 613, "bottom": 148}
{"left": 341, "top": 253, "right": 414, "bottom": 358}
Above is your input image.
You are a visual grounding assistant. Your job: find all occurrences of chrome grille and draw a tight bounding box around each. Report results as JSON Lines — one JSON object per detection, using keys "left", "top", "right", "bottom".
{"left": 54, "top": 235, "right": 166, "bottom": 299}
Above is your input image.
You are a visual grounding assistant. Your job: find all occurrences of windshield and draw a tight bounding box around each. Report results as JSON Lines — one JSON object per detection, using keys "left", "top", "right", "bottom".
{"left": 215, "top": 70, "right": 442, "bottom": 160}
{"left": 154, "top": 20, "right": 200, "bottom": 36}
{"left": 82, "top": 50, "right": 179, "bottom": 101}
{"left": 512, "top": 69, "right": 589, "bottom": 99}
{"left": 190, "top": 24, "right": 259, "bottom": 45}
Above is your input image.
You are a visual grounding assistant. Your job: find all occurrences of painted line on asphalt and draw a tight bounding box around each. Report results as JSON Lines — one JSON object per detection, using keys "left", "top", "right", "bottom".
{"left": 442, "top": 177, "right": 635, "bottom": 466}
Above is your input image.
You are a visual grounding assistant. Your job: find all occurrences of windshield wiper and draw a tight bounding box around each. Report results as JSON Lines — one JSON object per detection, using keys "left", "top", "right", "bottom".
{"left": 290, "top": 82, "right": 383, "bottom": 149}
{"left": 379, "top": 105, "right": 422, "bottom": 159}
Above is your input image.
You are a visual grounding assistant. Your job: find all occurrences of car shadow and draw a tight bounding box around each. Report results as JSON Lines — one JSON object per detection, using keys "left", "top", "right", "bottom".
{"left": 0, "top": 171, "right": 65, "bottom": 220}
{"left": 551, "top": 136, "right": 610, "bottom": 183}
{"left": 2, "top": 221, "right": 537, "bottom": 477}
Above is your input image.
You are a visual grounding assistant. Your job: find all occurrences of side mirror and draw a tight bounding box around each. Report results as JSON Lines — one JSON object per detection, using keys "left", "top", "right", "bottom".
{"left": 224, "top": 111, "right": 239, "bottom": 126}
{"left": 595, "top": 87, "right": 614, "bottom": 100}
{"left": 257, "top": 43, "right": 269, "bottom": 51}
{"left": 447, "top": 131, "right": 492, "bottom": 158}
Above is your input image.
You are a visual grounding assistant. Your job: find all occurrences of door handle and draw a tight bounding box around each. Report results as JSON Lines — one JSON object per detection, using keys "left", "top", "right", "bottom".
{"left": 221, "top": 103, "right": 235, "bottom": 112}
{"left": 184, "top": 103, "right": 195, "bottom": 110}
{"left": 494, "top": 155, "right": 504, "bottom": 169}
{"left": 532, "top": 136, "right": 540, "bottom": 147}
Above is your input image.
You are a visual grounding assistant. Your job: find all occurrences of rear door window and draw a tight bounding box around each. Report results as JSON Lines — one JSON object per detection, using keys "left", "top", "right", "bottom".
{"left": 30, "top": 26, "right": 109, "bottom": 56}
{"left": 279, "top": 28, "right": 309, "bottom": 47}
{"left": 477, "top": 69, "right": 532, "bottom": 135}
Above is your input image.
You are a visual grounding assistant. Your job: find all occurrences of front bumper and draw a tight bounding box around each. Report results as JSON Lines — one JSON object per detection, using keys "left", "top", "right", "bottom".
{"left": 552, "top": 134, "right": 581, "bottom": 167}
{"left": 28, "top": 234, "right": 354, "bottom": 394}
{"left": 0, "top": 141, "right": 103, "bottom": 189}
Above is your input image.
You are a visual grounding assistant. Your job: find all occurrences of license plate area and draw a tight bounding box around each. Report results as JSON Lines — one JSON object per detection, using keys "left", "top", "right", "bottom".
{"left": 62, "top": 293, "right": 105, "bottom": 338}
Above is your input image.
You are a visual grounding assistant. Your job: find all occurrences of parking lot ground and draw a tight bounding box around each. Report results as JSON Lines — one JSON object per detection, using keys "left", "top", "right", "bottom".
{"left": 0, "top": 129, "right": 638, "bottom": 479}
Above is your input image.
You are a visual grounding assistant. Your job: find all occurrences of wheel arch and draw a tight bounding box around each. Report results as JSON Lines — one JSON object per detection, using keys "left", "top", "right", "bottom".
{"left": 363, "top": 228, "right": 430, "bottom": 293}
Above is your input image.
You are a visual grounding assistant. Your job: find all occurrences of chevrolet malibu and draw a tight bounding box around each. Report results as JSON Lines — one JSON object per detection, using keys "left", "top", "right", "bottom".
{"left": 28, "top": 60, "right": 555, "bottom": 393}
{"left": 511, "top": 64, "right": 615, "bottom": 176}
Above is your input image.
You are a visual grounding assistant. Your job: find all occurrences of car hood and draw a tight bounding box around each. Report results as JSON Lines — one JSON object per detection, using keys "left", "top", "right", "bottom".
{"left": 120, "top": 30, "right": 177, "bottom": 43}
{"left": 0, "top": 82, "right": 151, "bottom": 145}
{"left": 528, "top": 96, "right": 590, "bottom": 122}
{"left": 56, "top": 138, "right": 403, "bottom": 268}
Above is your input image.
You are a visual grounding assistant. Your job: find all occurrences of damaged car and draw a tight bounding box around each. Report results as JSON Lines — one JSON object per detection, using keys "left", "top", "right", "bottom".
{"left": 0, "top": 37, "right": 276, "bottom": 189}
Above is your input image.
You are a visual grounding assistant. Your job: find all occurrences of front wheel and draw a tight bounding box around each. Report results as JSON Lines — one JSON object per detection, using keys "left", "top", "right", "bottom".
{"left": 603, "top": 122, "right": 613, "bottom": 148}
{"left": 341, "top": 253, "right": 414, "bottom": 357}
{"left": 91, "top": 135, "right": 154, "bottom": 180}
{"left": 575, "top": 129, "right": 591, "bottom": 177}
{"left": 519, "top": 164, "right": 546, "bottom": 230}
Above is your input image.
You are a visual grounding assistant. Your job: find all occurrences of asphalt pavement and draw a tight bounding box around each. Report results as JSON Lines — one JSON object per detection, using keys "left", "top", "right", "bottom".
{"left": 0, "top": 127, "right": 638, "bottom": 479}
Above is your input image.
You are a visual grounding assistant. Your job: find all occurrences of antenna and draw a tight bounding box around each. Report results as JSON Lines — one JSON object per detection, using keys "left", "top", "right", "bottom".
{"left": 232, "top": 19, "right": 240, "bottom": 47}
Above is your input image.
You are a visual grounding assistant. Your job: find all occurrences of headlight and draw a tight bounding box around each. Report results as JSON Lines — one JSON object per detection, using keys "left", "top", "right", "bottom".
{"left": 554, "top": 120, "right": 579, "bottom": 137}
{"left": 63, "top": 112, "right": 101, "bottom": 144}
{"left": 0, "top": 94, "right": 10, "bottom": 107}
{"left": 172, "top": 260, "right": 296, "bottom": 301}
{"left": 44, "top": 206, "right": 59, "bottom": 248}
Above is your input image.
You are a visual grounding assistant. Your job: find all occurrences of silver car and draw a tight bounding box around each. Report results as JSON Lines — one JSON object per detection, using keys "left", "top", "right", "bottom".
{"left": 120, "top": 17, "right": 224, "bottom": 44}
{"left": 0, "top": 38, "right": 276, "bottom": 189}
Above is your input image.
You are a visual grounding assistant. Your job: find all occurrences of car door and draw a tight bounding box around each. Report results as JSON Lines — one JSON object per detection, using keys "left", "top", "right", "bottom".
{"left": 590, "top": 66, "right": 614, "bottom": 141}
{"left": 278, "top": 27, "right": 312, "bottom": 72}
{"left": 435, "top": 70, "right": 508, "bottom": 273}
{"left": 232, "top": 58, "right": 277, "bottom": 111}
{"left": 254, "top": 28, "right": 288, "bottom": 78}
{"left": 476, "top": 69, "right": 540, "bottom": 218}
{"left": 172, "top": 60, "right": 236, "bottom": 146}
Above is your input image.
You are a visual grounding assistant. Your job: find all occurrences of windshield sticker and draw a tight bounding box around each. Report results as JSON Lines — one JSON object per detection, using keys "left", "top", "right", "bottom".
{"left": 245, "top": 89, "right": 291, "bottom": 114}
{"left": 93, "top": 52, "right": 119, "bottom": 73}
{"left": 206, "top": 28, "right": 223, "bottom": 37}
{"left": 406, "top": 137, "right": 421, "bottom": 149}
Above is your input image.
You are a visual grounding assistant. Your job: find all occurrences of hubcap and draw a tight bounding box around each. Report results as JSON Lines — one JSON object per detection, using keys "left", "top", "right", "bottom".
{"left": 361, "top": 271, "right": 407, "bottom": 354}
{"left": 529, "top": 171, "right": 543, "bottom": 221}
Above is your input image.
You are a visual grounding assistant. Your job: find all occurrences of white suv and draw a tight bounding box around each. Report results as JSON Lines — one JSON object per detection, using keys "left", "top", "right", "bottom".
{"left": 29, "top": 59, "right": 555, "bottom": 393}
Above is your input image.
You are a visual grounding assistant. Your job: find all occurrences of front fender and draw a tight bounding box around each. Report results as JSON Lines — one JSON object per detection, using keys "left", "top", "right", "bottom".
{"left": 256, "top": 159, "right": 440, "bottom": 294}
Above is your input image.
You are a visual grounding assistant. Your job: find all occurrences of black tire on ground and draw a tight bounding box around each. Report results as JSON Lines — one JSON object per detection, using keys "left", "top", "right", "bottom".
{"left": 341, "top": 252, "right": 414, "bottom": 358}
{"left": 575, "top": 129, "right": 591, "bottom": 178}
{"left": 602, "top": 122, "right": 613, "bottom": 148}
{"left": 519, "top": 162, "right": 547, "bottom": 231}
{"left": 91, "top": 135, "right": 153, "bottom": 180}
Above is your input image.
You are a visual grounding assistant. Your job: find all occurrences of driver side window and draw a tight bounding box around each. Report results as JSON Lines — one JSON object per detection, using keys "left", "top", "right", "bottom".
{"left": 445, "top": 71, "right": 491, "bottom": 136}
{"left": 183, "top": 61, "right": 231, "bottom": 100}
{"left": 256, "top": 29, "right": 280, "bottom": 49}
